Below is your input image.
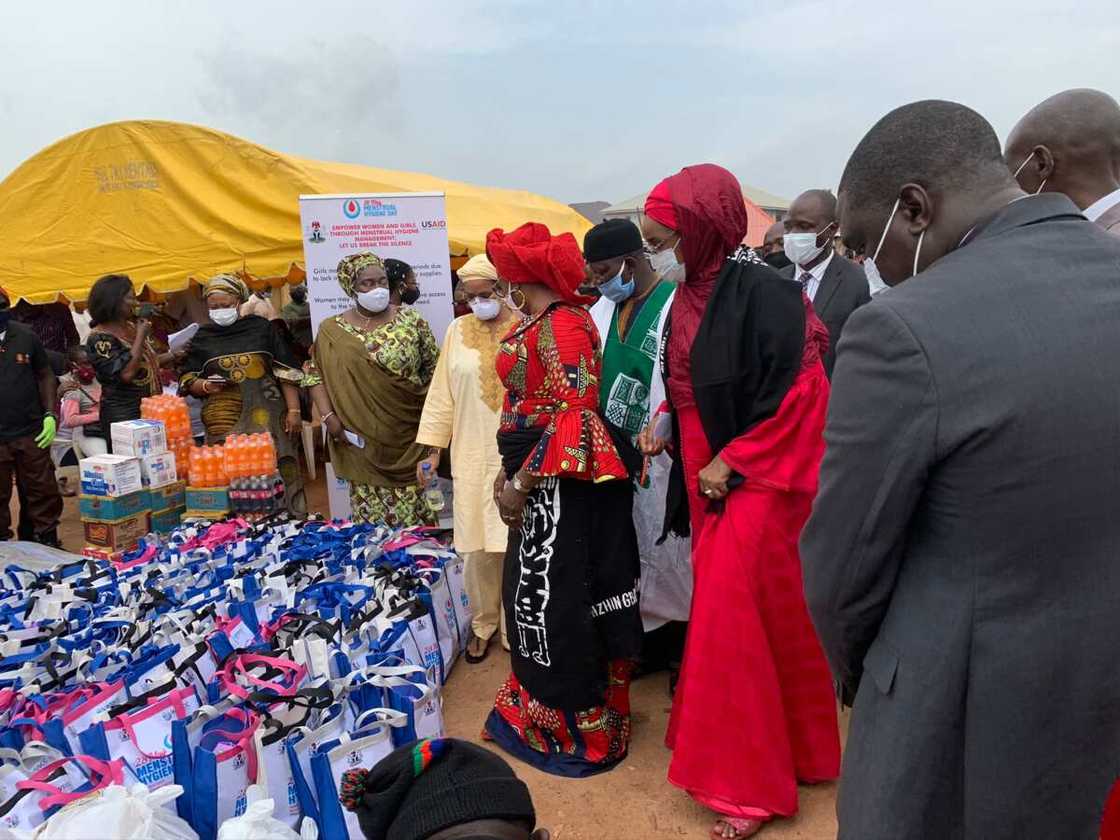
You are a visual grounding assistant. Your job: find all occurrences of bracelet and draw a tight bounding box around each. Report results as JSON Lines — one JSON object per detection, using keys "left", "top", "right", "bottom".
{"left": 287, "top": 408, "right": 300, "bottom": 414}
{"left": 321, "top": 411, "right": 336, "bottom": 423}
{"left": 511, "top": 474, "right": 532, "bottom": 494}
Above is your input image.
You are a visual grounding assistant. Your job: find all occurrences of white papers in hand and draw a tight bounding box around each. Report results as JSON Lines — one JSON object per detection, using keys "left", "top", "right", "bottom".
{"left": 168, "top": 322, "right": 200, "bottom": 353}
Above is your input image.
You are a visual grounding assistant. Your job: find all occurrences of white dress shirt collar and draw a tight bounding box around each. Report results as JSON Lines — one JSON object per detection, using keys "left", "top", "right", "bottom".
{"left": 1083, "top": 187, "right": 1120, "bottom": 222}
{"left": 794, "top": 251, "right": 834, "bottom": 302}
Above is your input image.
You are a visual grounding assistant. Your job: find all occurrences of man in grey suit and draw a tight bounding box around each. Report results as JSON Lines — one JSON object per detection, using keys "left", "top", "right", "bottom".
{"left": 1005, "top": 88, "right": 1120, "bottom": 236}
{"left": 779, "top": 190, "right": 869, "bottom": 376}
{"left": 802, "top": 100, "right": 1120, "bottom": 839}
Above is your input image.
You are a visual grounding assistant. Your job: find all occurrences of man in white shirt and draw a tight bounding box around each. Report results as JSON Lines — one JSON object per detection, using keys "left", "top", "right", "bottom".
{"left": 779, "top": 189, "right": 869, "bottom": 377}
{"left": 1005, "top": 88, "right": 1120, "bottom": 236}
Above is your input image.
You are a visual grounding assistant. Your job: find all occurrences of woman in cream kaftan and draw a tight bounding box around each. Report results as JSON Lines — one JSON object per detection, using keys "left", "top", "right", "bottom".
{"left": 416, "top": 254, "right": 516, "bottom": 662}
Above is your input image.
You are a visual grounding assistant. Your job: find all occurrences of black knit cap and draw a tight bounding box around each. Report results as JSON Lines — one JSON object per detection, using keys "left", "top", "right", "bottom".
{"left": 583, "top": 219, "right": 643, "bottom": 263}
{"left": 340, "top": 738, "right": 536, "bottom": 840}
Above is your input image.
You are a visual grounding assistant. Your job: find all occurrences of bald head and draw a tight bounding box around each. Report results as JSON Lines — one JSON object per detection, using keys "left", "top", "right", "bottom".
{"left": 838, "top": 100, "right": 1021, "bottom": 286}
{"left": 1005, "top": 88, "right": 1120, "bottom": 208}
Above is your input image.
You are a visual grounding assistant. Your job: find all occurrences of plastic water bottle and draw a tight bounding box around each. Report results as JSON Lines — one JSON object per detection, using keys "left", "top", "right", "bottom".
{"left": 420, "top": 462, "right": 444, "bottom": 512}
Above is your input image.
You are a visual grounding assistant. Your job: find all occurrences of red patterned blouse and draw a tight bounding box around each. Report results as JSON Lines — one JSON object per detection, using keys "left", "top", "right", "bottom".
{"left": 496, "top": 303, "right": 627, "bottom": 481}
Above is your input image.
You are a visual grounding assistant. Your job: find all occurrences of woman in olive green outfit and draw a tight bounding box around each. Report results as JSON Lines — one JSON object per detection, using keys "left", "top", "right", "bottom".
{"left": 305, "top": 252, "right": 440, "bottom": 526}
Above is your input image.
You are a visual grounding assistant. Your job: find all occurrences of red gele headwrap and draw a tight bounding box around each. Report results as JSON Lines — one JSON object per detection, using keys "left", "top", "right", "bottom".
{"left": 644, "top": 178, "right": 679, "bottom": 231}
{"left": 486, "top": 222, "right": 594, "bottom": 305}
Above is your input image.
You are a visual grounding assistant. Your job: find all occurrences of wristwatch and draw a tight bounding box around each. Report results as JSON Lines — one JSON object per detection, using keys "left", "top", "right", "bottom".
{"left": 511, "top": 474, "right": 531, "bottom": 494}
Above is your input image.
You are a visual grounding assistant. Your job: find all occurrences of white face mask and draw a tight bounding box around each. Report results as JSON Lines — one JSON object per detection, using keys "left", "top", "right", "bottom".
{"left": 645, "top": 237, "right": 683, "bottom": 282}
{"left": 494, "top": 283, "right": 525, "bottom": 317}
{"left": 863, "top": 258, "right": 889, "bottom": 297}
{"left": 1013, "top": 150, "right": 1047, "bottom": 195}
{"left": 356, "top": 287, "right": 390, "bottom": 313}
{"left": 469, "top": 297, "right": 502, "bottom": 321}
{"left": 210, "top": 307, "right": 239, "bottom": 327}
{"left": 864, "top": 197, "right": 925, "bottom": 290}
{"left": 783, "top": 223, "right": 835, "bottom": 267}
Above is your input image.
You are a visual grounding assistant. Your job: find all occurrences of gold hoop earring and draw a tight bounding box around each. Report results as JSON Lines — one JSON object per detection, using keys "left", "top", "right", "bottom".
{"left": 510, "top": 288, "right": 528, "bottom": 311}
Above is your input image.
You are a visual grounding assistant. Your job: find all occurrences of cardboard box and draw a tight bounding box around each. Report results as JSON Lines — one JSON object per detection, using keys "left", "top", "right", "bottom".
{"left": 81, "top": 546, "right": 126, "bottom": 564}
{"left": 79, "top": 489, "right": 149, "bottom": 521}
{"left": 151, "top": 506, "right": 185, "bottom": 534}
{"left": 83, "top": 512, "right": 151, "bottom": 553}
{"left": 110, "top": 420, "right": 167, "bottom": 458}
{"left": 147, "top": 480, "right": 186, "bottom": 511}
{"left": 183, "top": 509, "right": 230, "bottom": 523}
{"left": 139, "top": 452, "right": 177, "bottom": 488}
{"left": 79, "top": 455, "right": 143, "bottom": 498}
{"left": 185, "top": 486, "right": 229, "bottom": 513}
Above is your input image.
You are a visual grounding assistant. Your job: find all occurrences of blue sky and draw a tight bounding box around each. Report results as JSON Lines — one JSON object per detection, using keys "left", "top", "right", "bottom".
{"left": 1, "top": 1, "right": 1116, "bottom": 205}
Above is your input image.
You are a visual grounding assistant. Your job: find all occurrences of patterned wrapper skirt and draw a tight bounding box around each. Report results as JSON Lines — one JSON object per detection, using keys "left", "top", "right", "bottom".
{"left": 348, "top": 482, "right": 437, "bottom": 528}
{"left": 483, "top": 476, "right": 642, "bottom": 778}
{"left": 485, "top": 660, "right": 634, "bottom": 778}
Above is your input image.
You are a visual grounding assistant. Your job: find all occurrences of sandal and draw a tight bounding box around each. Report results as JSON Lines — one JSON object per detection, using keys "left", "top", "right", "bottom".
{"left": 711, "top": 818, "right": 764, "bottom": 839}
{"left": 464, "top": 633, "right": 492, "bottom": 664}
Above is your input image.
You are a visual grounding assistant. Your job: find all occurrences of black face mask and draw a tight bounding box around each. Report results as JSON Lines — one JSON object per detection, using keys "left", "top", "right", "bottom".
{"left": 763, "top": 251, "right": 792, "bottom": 270}
{"left": 290, "top": 289, "right": 307, "bottom": 304}
{"left": 401, "top": 287, "right": 421, "bottom": 305}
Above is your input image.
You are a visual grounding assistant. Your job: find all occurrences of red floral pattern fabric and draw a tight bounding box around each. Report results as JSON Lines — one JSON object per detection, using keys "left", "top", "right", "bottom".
{"left": 496, "top": 304, "right": 626, "bottom": 481}
{"left": 489, "top": 660, "right": 633, "bottom": 768}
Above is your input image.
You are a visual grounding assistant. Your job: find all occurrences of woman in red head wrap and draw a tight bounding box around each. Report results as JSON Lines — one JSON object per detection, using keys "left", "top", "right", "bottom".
{"left": 482, "top": 222, "right": 643, "bottom": 777}
{"left": 638, "top": 166, "right": 840, "bottom": 837}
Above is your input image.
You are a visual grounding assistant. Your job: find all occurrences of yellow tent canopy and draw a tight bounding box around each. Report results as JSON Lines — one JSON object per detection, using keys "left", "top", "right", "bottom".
{"left": 0, "top": 120, "right": 592, "bottom": 304}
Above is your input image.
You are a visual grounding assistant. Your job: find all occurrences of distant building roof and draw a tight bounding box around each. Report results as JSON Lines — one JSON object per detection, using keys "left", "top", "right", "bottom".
{"left": 568, "top": 201, "right": 611, "bottom": 224}
{"left": 603, "top": 183, "right": 791, "bottom": 217}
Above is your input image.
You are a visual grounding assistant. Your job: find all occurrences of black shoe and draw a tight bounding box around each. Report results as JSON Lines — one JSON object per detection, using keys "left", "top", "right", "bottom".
{"left": 34, "top": 529, "right": 61, "bottom": 549}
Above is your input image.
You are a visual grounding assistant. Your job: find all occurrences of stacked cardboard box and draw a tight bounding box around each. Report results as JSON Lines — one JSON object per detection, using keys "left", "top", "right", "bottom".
{"left": 111, "top": 419, "right": 187, "bottom": 537}
{"left": 79, "top": 454, "right": 149, "bottom": 558}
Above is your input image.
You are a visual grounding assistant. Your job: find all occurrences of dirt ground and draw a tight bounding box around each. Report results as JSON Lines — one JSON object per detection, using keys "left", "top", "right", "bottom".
{"left": 49, "top": 466, "right": 847, "bottom": 840}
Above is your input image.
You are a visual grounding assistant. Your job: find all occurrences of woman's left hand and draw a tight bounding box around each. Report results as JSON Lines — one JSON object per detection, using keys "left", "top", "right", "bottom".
{"left": 697, "top": 454, "right": 733, "bottom": 501}
{"left": 283, "top": 409, "right": 302, "bottom": 436}
{"left": 498, "top": 481, "right": 528, "bottom": 528}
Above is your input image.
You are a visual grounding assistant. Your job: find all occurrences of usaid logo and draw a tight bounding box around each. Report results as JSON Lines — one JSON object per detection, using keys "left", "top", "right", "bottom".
{"left": 421, "top": 220, "right": 447, "bottom": 230}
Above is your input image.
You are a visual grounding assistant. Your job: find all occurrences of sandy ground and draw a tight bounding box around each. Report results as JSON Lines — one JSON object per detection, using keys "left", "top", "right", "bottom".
{"left": 49, "top": 466, "right": 846, "bottom": 840}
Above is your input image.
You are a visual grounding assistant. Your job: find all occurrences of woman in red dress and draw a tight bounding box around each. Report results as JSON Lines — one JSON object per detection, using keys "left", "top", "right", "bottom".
{"left": 483, "top": 222, "right": 644, "bottom": 778}
{"left": 637, "top": 165, "right": 841, "bottom": 838}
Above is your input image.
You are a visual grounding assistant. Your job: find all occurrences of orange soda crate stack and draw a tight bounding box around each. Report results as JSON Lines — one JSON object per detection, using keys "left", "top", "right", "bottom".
{"left": 225, "top": 433, "right": 283, "bottom": 521}
{"left": 141, "top": 394, "right": 193, "bottom": 477}
{"left": 185, "top": 443, "right": 231, "bottom": 519}
{"left": 139, "top": 394, "right": 191, "bottom": 531}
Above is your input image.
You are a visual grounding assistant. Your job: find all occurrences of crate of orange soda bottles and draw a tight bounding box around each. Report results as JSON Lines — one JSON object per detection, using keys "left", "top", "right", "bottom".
{"left": 142, "top": 394, "right": 194, "bottom": 478}
{"left": 185, "top": 444, "right": 231, "bottom": 517}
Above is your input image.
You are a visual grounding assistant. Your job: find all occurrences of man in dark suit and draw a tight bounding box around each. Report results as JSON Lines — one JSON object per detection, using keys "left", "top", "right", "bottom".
{"left": 1005, "top": 88, "right": 1120, "bottom": 237}
{"left": 802, "top": 99, "right": 1120, "bottom": 839}
{"left": 778, "top": 189, "right": 868, "bottom": 376}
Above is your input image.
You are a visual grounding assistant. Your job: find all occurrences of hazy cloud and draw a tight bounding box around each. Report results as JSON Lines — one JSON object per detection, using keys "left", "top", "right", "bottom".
{"left": 0, "top": 0, "right": 1117, "bottom": 207}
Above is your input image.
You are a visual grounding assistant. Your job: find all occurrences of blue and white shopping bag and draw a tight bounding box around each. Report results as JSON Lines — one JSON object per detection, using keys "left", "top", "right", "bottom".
{"left": 310, "top": 724, "right": 398, "bottom": 840}
{"left": 79, "top": 685, "right": 200, "bottom": 795}
{"left": 285, "top": 708, "right": 346, "bottom": 828}
{"left": 188, "top": 709, "right": 260, "bottom": 840}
